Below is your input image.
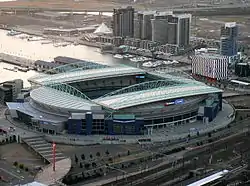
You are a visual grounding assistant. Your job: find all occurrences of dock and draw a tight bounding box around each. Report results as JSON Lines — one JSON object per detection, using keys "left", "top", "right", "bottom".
{"left": 0, "top": 53, "right": 35, "bottom": 67}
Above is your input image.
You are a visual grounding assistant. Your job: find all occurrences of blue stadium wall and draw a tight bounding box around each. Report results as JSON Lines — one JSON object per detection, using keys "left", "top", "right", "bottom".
{"left": 67, "top": 114, "right": 144, "bottom": 135}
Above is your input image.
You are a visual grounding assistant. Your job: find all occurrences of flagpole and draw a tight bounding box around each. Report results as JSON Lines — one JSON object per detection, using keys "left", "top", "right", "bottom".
{"left": 52, "top": 142, "right": 56, "bottom": 172}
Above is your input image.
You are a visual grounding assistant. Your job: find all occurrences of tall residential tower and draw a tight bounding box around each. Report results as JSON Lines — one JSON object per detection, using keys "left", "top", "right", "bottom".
{"left": 113, "top": 6, "right": 134, "bottom": 37}
{"left": 220, "top": 22, "right": 238, "bottom": 56}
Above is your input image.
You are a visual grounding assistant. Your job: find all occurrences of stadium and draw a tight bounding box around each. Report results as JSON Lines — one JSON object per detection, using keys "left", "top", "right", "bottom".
{"left": 6, "top": 59, "right": 223, "bottom": 135}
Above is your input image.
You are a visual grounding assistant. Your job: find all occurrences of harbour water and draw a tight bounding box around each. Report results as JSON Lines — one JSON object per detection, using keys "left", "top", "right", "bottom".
{"left": 0, "top": 29, "right": 131, "bottom": 87}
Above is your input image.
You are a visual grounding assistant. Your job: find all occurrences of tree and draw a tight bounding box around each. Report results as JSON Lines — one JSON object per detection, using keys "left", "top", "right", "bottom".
{"left": 208, "top": 132, "right": 212, "bottom": 138}
{"left": 89, "top": 154, "right": 93, "bottom": 159}
{"left": 84, "top": 163, "right": 90, "bottom": 169}
{"left": 96, "top": 152, "right": 101, "bottom": 157}
{"left": 127, "top": 150, "right": 130, "bottom": 156}
{"left": 25, "top": 167, "right": 29, "bottom": 172}
{"left": 79, "top": 162, "right": 83, "bottom": 168}
{"left": 105, "top": 150, "right": 110, "bottom": 156}
{"left": 92, "top": 162, "right": 97, "bottom": 167}
{"left": 108, "top": 157, "right": 113, "bottom": 163}
{"left": 81, "top": 154, "right": 85, "bottom": 161}
{"left": 13, "top": 161, "right": 18, "bottom": 166}
{"left": 197, "top": 131, "right": 200, "bottom": 136}
{"left": 74, "top": 155, "right": 78, "bottom": 164}
{"left": 19, "top": 164, "right": 24, "bottom": 169}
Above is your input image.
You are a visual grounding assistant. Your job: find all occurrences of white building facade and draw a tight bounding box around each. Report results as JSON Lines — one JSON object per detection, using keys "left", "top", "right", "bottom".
{"left": 191, "top": 54, "right": 229, "bottom": 80}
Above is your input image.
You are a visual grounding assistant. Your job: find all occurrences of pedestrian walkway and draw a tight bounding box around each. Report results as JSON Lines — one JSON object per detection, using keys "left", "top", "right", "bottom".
{"left": 1, "top": 109, "right": 71, "bottom": 185}
{"left": 22, "top": 136, "right": 66, "bottom": 163}
{"left": 22, "top": 136, "right": 72, "bottom": 185}
{"left": 35, "top": 158, "right": 71, "bottom": 185}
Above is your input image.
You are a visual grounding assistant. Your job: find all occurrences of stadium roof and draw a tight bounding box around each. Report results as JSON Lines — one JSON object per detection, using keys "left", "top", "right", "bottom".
{"left": 6, "top": 102, "right": 67, "bottom": 123}
{"left": 29, "top": 66, "right": 145, "bottom": 85}
{"left": 94, "top": 84, "right": 223, "bottom": 110}
{"left": 30, "top": 87, "right": 99, "bottom": 111}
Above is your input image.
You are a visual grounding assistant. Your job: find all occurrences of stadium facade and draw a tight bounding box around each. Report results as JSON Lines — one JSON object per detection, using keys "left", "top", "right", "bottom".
{"left": 6, "top": 60, "right": 223, "bottom": 135}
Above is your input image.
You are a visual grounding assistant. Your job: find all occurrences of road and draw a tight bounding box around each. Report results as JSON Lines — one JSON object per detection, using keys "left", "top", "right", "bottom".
{"left": 0, "top": 160, "right": 34, "bottom": 185}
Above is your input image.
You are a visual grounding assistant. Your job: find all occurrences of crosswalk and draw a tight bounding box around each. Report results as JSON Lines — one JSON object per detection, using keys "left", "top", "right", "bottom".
{"left": 22, "top": 136, "right": 66, "bottom": 163}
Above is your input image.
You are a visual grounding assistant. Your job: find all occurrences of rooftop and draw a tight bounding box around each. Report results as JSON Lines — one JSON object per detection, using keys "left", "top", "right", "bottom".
{"left": 29, "top": 66, "right": 145, "bottom": 85}
{"left": 225, "top": 22, "right": 237, "bottom": 28}
{"left": 6, "top": 102, "right": 67, "bottom": 123}
{"left": 30, "top": 87, "right": 99, "bottom": 112}
{"left": 94, "top": 84, "right": 222, "bottom": 110}
{"left": 193, "top": 53, "right": 229, "bottom": 59}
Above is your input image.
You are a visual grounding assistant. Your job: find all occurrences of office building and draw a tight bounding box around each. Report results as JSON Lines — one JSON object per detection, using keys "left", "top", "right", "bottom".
{"left": 235, "top": 63, "right": 250, "bottom": 77}
{"left": 191, "top": 54, "right": 229, "bottom": 80}
{"left": 113, "top": 6, "right": 134, "bottom": 37}
{"left": 0, "top": 79, "right": 23, "bottom": 104}
{"left": 220, "top": 22, "right": 238, "bottom": 56}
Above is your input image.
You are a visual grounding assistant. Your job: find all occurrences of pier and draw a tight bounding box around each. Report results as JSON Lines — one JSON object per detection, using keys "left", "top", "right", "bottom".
{"left": 0, "top": 53, "right": 35, "bottom": 67}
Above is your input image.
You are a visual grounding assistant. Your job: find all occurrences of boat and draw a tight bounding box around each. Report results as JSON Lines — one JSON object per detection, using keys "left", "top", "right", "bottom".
{"left": 7, "top": 30, "right": 21, "bottom": 36}
{"left": 154, "top": 61, "right": 163, "bottom": 67}
{"left": 113, "top": 54, "right": 124, "bottom": 59}
{"left": 130, "top": 56, "right": 150, "bottom": 63}
{"left": 3, "top": 67, "right": 17, "bottom": 72}
{"left": 41, "top": 41, "right": 53, "bottom": 45}
{"left": 54, "top": 42, "right": 70, "bottom": 47}
{"left": 123, "top": 54, "right": 134, "bottom": 59}
{"left": 142, "top": 62, "right": 154, "bottom": 68}
{"left": 27, "top": 37, "right": 46, "bottom": 42}
{"left": 18, "top": 67, "right": 29, "bottom": 72}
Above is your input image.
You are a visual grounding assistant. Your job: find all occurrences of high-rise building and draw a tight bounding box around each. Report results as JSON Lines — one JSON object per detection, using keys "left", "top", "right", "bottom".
{"left": 166, "top": 14, "right": 191, "bottom": 47}
{"left": 133, "top": 12, "right": 143, "bottom": 39}
{"left": 151, "top": 12, "right": 170, "bottom": 44}
{"left": 113, "top": 6, "right": 134, "bottom": 37}
{"left": 141, "top": 12, "right": 155, "bottom": 40}
{"left": 176, "top": 14, "right": 191, "bottom": 47}
{"left": 220, "top": 22, "right": 238, "bottom": 56}
{"left": 152, "top": 13, "right": 191, "bottom": 47}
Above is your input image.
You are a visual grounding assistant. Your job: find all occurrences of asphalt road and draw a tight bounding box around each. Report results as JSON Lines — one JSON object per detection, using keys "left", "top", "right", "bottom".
{"left": 0, "top": 160, "right": 34, "bottom": 185}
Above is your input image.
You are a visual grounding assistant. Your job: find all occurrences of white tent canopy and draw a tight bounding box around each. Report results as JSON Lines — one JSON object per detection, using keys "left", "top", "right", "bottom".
{"left": 94, "top": 23, "right": 112, "bottom": 35}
